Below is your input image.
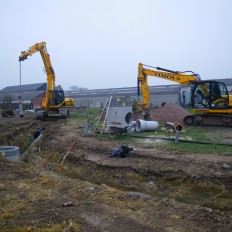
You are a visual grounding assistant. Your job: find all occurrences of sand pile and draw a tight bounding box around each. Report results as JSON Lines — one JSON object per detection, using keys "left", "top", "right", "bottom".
{"left": 149, "top": 103, "right": 191, "bottom": 124}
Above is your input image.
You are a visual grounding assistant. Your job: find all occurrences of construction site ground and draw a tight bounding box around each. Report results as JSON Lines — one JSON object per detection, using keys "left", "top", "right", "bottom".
{"left": 0, "top": 111, "right": 232, "bottom": 232}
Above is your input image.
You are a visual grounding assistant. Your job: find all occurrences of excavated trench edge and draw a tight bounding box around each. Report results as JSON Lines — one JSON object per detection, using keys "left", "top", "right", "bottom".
{"left": 61, "top": 157, "right": 232, "bottom": 212}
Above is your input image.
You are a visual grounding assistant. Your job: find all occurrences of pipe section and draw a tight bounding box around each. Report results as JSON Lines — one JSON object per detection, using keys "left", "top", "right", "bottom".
{"left": 135, "top": 119, "right": 159, "bottom": 132}
{"left": 165, "top": 122, "right": 183, "bottom": 132}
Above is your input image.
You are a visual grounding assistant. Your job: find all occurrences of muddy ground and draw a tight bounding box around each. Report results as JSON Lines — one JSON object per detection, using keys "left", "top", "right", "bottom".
{"left": 0, "top": 114, "right": 232, "bottom": 232}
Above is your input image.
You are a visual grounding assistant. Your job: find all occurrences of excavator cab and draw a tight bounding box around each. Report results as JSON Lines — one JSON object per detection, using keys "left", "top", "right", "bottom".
{"left": 191, "top": 81, "right": 229, "bottom": 110}
{"left": 48, "top": 90, "right": 65, "bottom": 106}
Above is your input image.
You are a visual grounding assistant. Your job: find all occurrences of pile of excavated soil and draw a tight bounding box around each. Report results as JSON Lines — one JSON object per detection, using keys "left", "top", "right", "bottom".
{"left": 149, "top": 103, "right": 191, "bottom": 124}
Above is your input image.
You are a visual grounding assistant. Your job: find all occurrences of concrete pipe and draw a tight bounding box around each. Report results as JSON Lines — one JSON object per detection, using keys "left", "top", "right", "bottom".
{"left": 135, "top": 119, "right": 159, "bottom": 132}
{"left": 0, "top": 146, "right": 20, "bottom": 161}
{"left": 165, "top": 122, "right": 183, "bottom": 132}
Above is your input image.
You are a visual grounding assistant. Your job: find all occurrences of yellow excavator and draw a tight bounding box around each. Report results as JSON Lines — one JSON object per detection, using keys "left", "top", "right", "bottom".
{"left": 137, "top": 63, "right": 232, "bottom": 126}
{"left": 19, "top": 42, "right": 75, "bottom": 120}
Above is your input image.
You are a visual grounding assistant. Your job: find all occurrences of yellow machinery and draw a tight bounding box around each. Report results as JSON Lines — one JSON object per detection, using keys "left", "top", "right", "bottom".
{"left": 137, "top": 63, "right": 232, "bottom": 126}
{"left": 19, "top": 42, "right": 75, "bottom": 120}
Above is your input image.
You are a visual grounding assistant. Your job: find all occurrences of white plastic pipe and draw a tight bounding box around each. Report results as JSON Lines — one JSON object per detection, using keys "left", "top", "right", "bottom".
{"left": 135, "top": 119, "right": 159, "bottom": 132}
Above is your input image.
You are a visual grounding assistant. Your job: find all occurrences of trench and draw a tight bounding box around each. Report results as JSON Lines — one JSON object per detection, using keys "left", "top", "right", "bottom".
{"left": 0, "top": 120, "right": 39, "bottom": 154}
{"left": 60, "top": 156, "right": 232, "bottom": 212}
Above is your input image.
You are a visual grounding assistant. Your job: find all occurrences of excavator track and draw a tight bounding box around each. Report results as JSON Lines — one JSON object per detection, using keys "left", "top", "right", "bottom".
{"left": 184, "top": 114, "right": 232, "bottom": 127}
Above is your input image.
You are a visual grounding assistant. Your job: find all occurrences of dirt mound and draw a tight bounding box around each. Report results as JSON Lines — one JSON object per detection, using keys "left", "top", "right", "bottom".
{"left": 149, "top": 103, "right": 191, "bottom": 124}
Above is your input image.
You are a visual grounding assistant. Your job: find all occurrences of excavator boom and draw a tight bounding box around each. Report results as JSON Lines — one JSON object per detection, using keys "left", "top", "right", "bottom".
{"left": 137, "top": 63, "right": 200, "bottom": 109}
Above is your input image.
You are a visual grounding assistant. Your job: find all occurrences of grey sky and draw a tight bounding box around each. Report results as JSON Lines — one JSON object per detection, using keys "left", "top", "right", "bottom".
{"left": 1, "top": 0, "right": 232, "bottom": 90}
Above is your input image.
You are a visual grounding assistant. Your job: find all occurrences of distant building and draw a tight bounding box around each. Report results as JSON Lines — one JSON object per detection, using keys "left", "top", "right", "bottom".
{"left": 0, "top": 83, "right": 63, "bottom": 110}
{"left": 65, "top": 78, "right": 232, "bottom": 109}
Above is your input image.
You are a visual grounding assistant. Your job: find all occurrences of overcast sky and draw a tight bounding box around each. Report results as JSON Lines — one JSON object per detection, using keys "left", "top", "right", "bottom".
{"left": 1, "top": 0, "right": 232, "bottom": 90}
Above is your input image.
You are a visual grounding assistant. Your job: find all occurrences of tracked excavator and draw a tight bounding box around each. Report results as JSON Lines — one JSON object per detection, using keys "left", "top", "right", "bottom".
{"left": 137, "top": 63, "right": 232, "bottom": 126}
{"left": 19, "top": 42, "right": 75, "bottom": 120}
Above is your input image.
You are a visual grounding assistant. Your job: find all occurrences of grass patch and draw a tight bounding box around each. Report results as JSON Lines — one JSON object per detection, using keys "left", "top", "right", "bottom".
{"left": 167, "top": 141, "right": 232, "bottom": 154}
{"left": 100, "top": 132, "right": 232, "bottom": 154}
{"left": 125, "top": 125, "right": 212, "bottom": 142}
{"left": 102, "top": 126, "right": 232, "bottom": 154}
{"left": 69, "top": 108, "right": 101, "bottom": 121}
{"left": 178, "top": 125, "right": 212, "bottom": 141}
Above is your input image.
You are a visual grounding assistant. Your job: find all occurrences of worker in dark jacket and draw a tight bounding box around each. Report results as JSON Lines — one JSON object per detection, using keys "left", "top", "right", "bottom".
{"left": 33, "top": 128, "right": 41, "bottom": 139}
{"left": 110, "top": 146, "right": 133, "bottom": 158}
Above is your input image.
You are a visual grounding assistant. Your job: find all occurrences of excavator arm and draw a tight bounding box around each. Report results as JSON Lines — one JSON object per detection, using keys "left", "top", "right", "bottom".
{"left": 137, "top": 63, "right": 201, "bottom": 109}
{"left": 19, "top": 42, "right": 55, "bottom": 92}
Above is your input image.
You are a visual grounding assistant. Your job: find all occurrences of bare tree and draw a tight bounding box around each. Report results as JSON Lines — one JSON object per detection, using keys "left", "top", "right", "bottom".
{"left": 0, "top": 94, "right": 14, "bottom": 109}
{"left": 69, "top": 85, "right": 87, "bottom": 92}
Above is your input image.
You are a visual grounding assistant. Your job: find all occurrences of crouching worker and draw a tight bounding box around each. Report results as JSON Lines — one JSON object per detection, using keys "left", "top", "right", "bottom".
{"left": 33, "top": 127, "right": 46, "bottom": 140}
{"left": 110, "top": 146, "right": 133, "bottom": 158}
